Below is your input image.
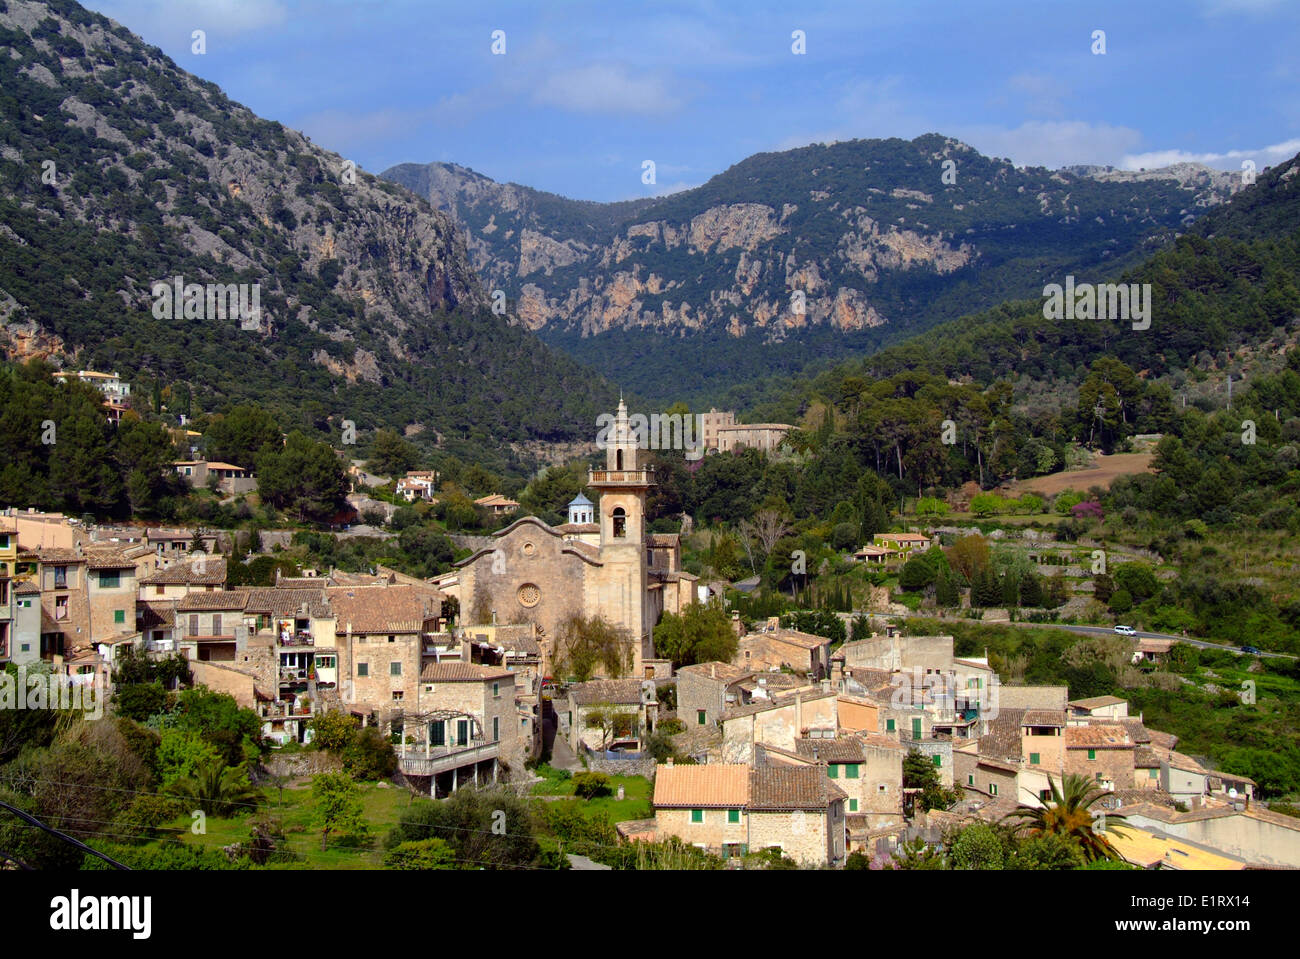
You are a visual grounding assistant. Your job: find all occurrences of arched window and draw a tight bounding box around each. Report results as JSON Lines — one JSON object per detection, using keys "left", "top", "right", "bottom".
{"left": 615, "top": 448, "right": 624, "bottom": 470}
{"left": 611, "top": 507, "right": 626, "bottom": 538}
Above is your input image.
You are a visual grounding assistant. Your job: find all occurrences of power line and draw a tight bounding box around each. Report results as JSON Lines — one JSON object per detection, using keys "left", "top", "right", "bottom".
{"left": 0, "top": 798, "right": 129, "bottom": 869}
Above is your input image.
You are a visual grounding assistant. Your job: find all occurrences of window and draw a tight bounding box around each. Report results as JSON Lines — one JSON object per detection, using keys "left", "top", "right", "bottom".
{"left": 189, "top": 614, "right": 199, "bottom": 635}
{"left": 54, "top": 566, "right": 68, "bottom": 589}
{"left": 697, "top": 710, "right": 706, "bottom": 725}
{"left": 912, "top": 717, "right": 922, "bottom": 739}
{"left": 392, "top": 691, "right": 403, "bottom": 701}
{"left": 990, "top": 783, "right": 999, "bottom": 796}
{"left": 357, "top": 663, "right": 369, "bottom": 677}
{"left": 845, "top": 764, "right": 860, "bottom": 779}
{"left": 99, "top": 571, "right": 120, "bottom": 589}
{"left": 878, "top": 784, "right": 887, "bottom": 793}
{"left": 456, "top": 720, "right": 469, "bottom": 746}
{"left": 967, "top": 774, "right": 975, "bottom": 786}
{"left": 611, "top": 507, "right": 627, "bottom": 538}
{"left": 827, "top": 764, "right": 839, "bottom": 779}
{"left": 493, "top": 717, "right": 499, "bottom": 742}
{"left": 388, "top": 635, "right": 395, "bottom": 643}
{"left": 1148, "top": 768, "right": 1158, "bottom": 779}
{"left": 114, "top": 609, "right": 125, "bottom": 624}
{"left": 728, "top": 808, "right": 740, "bottom": 824}
{"left": 1087, "top": 748, "right": 1097, "bottom": 760}
{"left": 1029, "top": 752, "right": 1040, "bottom": 765}
{"left": 493, "top": 682, "right": 500, "bottom": 699}
{"left": 212, "top": 614, "right": 222, "bottom": 635}
{"left": 155, "top": 585, "right": 165, "bottom": 596}
{"left": 1040, "top": 789, "right": 1052, "bottom": 801}
{"left": 431, "top": 721, "right": 445, "bottom": 746}
{"left": 848, "top": 799, "right": 858, "bottom": 812}
{"left": 932, "top": 754, "right": 942, "bottom": 767}
{"left": 391, "top": 662, "right": 402, "bottom": 676}
{"left": 886, "top": 719, "right": 895, "bottom": 732}
{"left": 691, "top": 809, "right": 703, "bottom": 823}
{"left": 55, "top": 596, "right": 68, "bottom": 621}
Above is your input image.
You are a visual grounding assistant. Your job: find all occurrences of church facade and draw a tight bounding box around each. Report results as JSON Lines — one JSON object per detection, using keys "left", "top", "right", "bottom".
{"left": 454, "top": 402, "right": 697, "bottom": 677}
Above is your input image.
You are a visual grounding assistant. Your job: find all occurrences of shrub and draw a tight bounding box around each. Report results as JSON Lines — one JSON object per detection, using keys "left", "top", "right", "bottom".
{"left": 572, "top": 771, "right": 612, "bottom": 799}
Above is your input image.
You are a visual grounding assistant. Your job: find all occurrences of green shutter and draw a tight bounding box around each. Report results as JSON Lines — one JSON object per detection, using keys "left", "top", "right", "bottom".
{"left": 846, "top": 764, "right": 859, "bottom": 779}
{"left": 1088, "top": 748, "right": 1097, "bottom": 760}
{"left": 691, "top": 809, "right": 703, "bottom": 823}
{"left": 967, "top": 774, "right": 974, "bottom": 786}
{"left": 932, "top": 754, "right": 942, "bottom": 767}
{"left": 697, "top": 710, "right": 706, "bottom": 725}
{"left": 827, "top": 764, "right": 839, "bottom": 779}
{"left": 912, "top": 717, "right": 922, "bottom": 739}
{"left": 728, "top": 809, "right": 740, "bottom": 824}
{"left": 886, "top": 719, "right": 895, "bottom": 732}
{"left": 1030, "top": 752, "right": 1040, "bottom": 765}
{"left": 114, "top": 609, "right": 125, "bottom": 624}
{"left": 848, "top": 799, "right": 858, "bottom": 812}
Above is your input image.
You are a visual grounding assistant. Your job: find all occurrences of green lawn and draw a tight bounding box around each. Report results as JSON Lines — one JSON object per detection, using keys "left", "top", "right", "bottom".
{"left": 530, "top": 768, "right": 653, "bottom": 823}
{"left": 163, "top": 780, "right": 418, "bottom": 869}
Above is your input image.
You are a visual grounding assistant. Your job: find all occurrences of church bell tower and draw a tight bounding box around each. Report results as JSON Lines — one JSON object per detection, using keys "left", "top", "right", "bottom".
{"left": 588, "top": 399, "right": 655, "bottom": 672}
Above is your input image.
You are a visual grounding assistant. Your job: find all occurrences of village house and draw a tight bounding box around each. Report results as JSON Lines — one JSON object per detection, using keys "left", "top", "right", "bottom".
{"left": 173, "top": 460, "right": 257, "bottom": 495}
{"left": 138, "top": 555, "right": 226, "bottom": 601}
{"left": 735, "top": 623, "right": 832, "bottom": 679}
{"left": 22, "top": 546, "right": 91, "bottom": 661}
{"left": 1067, "top": 694, "right": 1129, "bottom": 721}
{"left": 145, "top": 527, "right": 219, "bottom": 559}
{"left": 792, "top": 733, "right": 905, "bottom": 828}
{"left": 651, "top": 761, "right": 847, "bottom": 865}
{"left": 474, "top": 493, "right": 519, "bottom": 516}
{"left": 175, "top": 591, "right": 250, "bottom": 663}
{"left": 677, "top": 661, "right": 755, "bottom": 729}
{"left": 713, "top": 422, "right": 792, "bottom": 454}
{"left": 564, "top": 678, "right": 656, "bottom": 755}
{"left": 396, "top": 470, "right": 439, "bottom": 502}
{"left": 873, "top": 532, "right": 933, "bottom": 554}
{"left": 719, "top": 686, "right": 839, "bottom": 764}
{"left": 1118, "top": 800, "right": 1300, "bottom": 868}
{"left": 1064, "top": 723, "right": 1135, "bottom": 793}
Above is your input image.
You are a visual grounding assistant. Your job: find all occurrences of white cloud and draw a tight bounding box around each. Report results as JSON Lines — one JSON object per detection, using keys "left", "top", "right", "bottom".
{"left": 533, "top": 64, "right": 682, "bottom": 116}
{"left": 1122, "top": 138, "right": 1300, "bottom": 171}
{"left": 952, "top": 121, "right": 1144, "bottom": 169}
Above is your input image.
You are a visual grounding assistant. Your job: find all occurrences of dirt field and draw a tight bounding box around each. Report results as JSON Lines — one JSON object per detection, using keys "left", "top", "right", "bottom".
{"left": 1009, "top": 452, "right": 1155, "bottom": 497}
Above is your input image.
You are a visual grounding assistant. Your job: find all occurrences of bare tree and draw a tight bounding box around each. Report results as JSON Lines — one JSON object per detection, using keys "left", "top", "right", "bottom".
{"left": 738, "top": 508, "right": 792, "bottom": 568}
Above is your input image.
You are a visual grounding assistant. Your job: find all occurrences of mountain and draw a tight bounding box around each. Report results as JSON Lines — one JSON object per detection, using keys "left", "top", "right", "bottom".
{"left": 0, "top": 0, "right": 613, "bottom": 473}
{"left": 385, "top": 136, "right": 1241, "bottom": 405}
{"left": 731, "top": 148, "right": 1300, "bottom": 426}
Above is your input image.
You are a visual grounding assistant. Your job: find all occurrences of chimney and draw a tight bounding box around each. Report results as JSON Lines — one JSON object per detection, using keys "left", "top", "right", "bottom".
{"left": 665, "top": 757, "right": 674, "bottom": 767}
{"left": 711, "top": 663, "right": 716, "bottom": 679}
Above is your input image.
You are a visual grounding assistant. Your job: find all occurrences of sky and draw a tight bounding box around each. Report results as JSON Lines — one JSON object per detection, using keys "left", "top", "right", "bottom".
{"left": 90, "top": 0, "right": 1300, "bottom": 202}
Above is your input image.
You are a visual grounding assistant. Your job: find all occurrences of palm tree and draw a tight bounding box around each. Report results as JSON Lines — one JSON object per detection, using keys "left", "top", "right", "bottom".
{"left": 170, "top": 760, "right": 262, "bottom": 817}
{"left": 1002, "top": 773, "right": 1128, "bottom": 862}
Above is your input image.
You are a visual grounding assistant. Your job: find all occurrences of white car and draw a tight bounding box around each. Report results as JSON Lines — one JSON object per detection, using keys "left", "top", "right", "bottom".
{"left": 1113, "top": 624, "right": 1137, "bottom": 636}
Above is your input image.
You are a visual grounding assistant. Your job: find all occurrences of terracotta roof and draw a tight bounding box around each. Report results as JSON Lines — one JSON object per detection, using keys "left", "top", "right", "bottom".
{"left": 749, "top": 766, "right": 846, "bottom": 810}
{"left": 1134, "top": 746, "right": 1162, "bottom": 769}
{"left": 1161, "top": 749, "right": 1209, "bottom": 774}
{"left": 646, "top": 533, "right": 679, "bottom": 547}
{"left": 278, "top": 576, "right": 330, "bottom": 588}
{"left": 677, "top": 661, "right": 753, "bottom": 684}
{"left": 237, "top": 586, "right": 328, "bottom": 617}
{"left": 136, "top": 601, "right": 175, "bottom": 629}
{"left": 176, "top": 591, "right": 249, "bottom": 612}
{"left": 327, "top": 585, "right": 437, "bottom": 634}
{"left": 795, "top": 733, "right": 903, "bottom": 763}
{"left": 554, "top": 523, "right": 599, "bottom": 534}
{"left": 26, "top": 547, "right": 85, "bottom": 564}
{"left": 140, "top": 557, "right": 227, "bottom": 585}
{"left": 14, "top": 580, "right": 40, "bottom": 596}
{"left": 420, "top": 662, "right": 515, "bottom": 682}
{"left": 1069, "top": 695, "right": 1128, "bottom": 709}
{"left": 764, "top": 628, "right": 833, "bottom": 650}
{"left": 1145, "top": 728, "right": 1179, "bottom": 750}
{"left": 977, "top": 708, "right": 1026, "bottom": 761}
{"left": 1109, "top": 827, "right": 1245, "bottom": 870}
{"left": 568, "top": 679, "right": 645, "bottom": 706}
{"left": 654, "top": 764, "right": 750, "bottom": 808}
{"left": 84, "top": 548, "right": 138, "bottom": 569}
{"left": 722, "top": 688, "right": 838, "bottom": 720}
{"left": 1021, "top": 709, "right": 1067, "bottom": 727}
{"left": 1065, "top": 724, "right": 1133, "bottom": 749}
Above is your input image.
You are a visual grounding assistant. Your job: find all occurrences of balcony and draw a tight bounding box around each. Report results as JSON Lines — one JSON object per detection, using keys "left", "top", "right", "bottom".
{"left": 397, "top": 738, "right": 500, "bottom": 777}
{"left": 588, "top": 468, "right": 655, "bottom": 486}
{"left": 278, "top": 632, "right": 314, "bottom": 647}
{"left": 260, "top": 702, "right": 313, "bottom": 720}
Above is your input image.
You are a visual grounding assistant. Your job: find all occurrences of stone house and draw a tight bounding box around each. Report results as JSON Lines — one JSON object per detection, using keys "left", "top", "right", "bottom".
{"left": 735, "top": 627, "right": 832, "bottom": 679}
{"left": 652, "top": 761, "right": 848, "bottom": 866}
{"left": 793, "top": 733, "right": 904, "bottom": 826}
{"left": 1067, "top": 695, "right": 1129, "bottom": 721}
{"left": 677, "top": 661, "right": 755, "bottom": 729}
{"left": 719, "top": 687, "right": 839, "bottom": 764}
{"left": 565, "top": 678, "right": 656, "bottom": 754}
{"left": 138, "top": 555, "right": 227, "bottom": 601}
{"left": 1064, "top": 724, "right": 1135, "bottom": 791}
{"left": 176, "top": 591, "right": 250, "bottom": 663}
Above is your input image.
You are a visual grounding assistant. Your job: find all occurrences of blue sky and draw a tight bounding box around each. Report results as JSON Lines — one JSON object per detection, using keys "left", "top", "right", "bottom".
{"left": 92, "top": 0, "right": 1300, "bottom": 202}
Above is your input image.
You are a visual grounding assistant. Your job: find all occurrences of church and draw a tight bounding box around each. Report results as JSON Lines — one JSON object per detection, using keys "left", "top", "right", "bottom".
{"left": 452, "top": 401, "right": 698, "bottom": 677}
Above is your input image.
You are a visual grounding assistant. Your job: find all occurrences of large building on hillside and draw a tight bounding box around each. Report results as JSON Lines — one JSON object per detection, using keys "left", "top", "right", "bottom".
{"left": 453, "top": 401, "right": 697, "bottom": 678}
